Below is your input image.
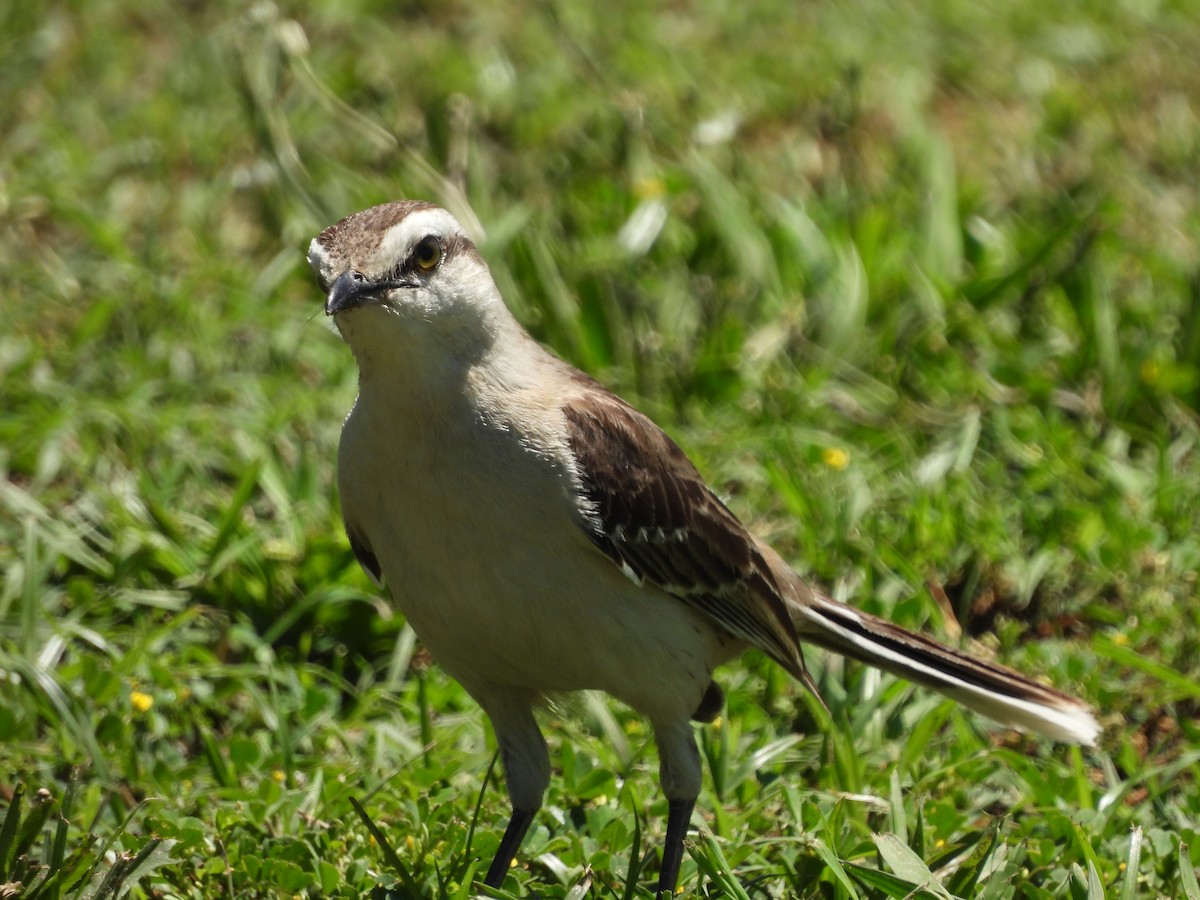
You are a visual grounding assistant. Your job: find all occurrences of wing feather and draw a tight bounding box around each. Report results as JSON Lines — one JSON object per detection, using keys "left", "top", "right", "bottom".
{"left": 562, "top": 389, "right": 807, "bottom": 680}
{"left": 346, "top": 521, "right": 384, "bottom": 587}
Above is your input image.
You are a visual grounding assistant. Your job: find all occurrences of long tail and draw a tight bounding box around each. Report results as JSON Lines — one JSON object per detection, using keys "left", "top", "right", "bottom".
{"left": 789, "top": 591, "right": 1099, "bottom": 746}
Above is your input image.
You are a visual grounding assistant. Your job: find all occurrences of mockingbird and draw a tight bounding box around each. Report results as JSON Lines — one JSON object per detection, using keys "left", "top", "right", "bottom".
{"left": 309, "top": 200, "right": 1099, "bottom": 896}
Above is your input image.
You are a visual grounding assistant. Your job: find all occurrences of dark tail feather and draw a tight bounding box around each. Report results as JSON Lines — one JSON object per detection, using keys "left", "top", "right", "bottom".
{"left": 790, "top": 592, "right": 1099, "bottom": 745}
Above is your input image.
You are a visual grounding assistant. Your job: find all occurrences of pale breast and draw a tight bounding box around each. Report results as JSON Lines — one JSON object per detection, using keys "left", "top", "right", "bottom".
{"left": 337, "top": 391, "right": 731, "bottom": 719}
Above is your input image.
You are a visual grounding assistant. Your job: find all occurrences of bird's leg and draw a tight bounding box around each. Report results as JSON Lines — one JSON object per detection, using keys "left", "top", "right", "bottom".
{"left": 484, "top": 807, "right": 535, "bottom": 887}
{"left": 476, "top": 690, "right": 549, "bottom": 889}
{"left": 653, "top": 719, "right": 702, "bottom": 897}
{"left": 657, "top": 796, "right": 695, "bottom": 897}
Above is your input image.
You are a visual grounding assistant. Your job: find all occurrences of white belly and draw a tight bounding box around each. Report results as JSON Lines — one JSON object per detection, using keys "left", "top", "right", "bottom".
{"left": 338, "top": 396, "right": 733, "bottom": 721}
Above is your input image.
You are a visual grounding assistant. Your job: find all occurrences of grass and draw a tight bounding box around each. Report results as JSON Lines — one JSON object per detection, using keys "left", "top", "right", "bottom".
{"left": 2, "top": 0, "right": 1200, "bottom": 896}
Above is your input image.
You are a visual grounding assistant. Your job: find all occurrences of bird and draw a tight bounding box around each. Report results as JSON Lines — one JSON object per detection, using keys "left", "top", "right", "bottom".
{"left": 308, "top": 199, "right": 1099, "bottom": 897}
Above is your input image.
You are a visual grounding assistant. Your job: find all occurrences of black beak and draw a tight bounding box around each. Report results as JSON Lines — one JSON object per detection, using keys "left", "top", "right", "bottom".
{"left": 325, "top": 270, "right": 412, "bottom": 316}
{"left": 325, "top": 271, "right": 373, "bottom": 316}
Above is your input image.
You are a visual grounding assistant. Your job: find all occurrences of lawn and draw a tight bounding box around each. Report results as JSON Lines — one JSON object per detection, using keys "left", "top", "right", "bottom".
{"left": 2, "top": 0, "right": 1199, "bottom": 897}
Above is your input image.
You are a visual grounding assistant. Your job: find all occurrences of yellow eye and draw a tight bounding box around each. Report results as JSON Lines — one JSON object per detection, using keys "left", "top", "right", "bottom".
{"left": 413, "top": 236, "right": 442, "bottom": 271}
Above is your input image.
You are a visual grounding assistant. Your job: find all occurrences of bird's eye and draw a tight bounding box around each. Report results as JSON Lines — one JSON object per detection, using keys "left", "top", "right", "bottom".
{"left": 413, "top": 236, "right": 442, "bottom": 271}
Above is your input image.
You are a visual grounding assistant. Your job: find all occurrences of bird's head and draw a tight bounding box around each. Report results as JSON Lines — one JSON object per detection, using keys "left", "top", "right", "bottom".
{"left": 308, "top": 201, "right": 506, "bottom": 361}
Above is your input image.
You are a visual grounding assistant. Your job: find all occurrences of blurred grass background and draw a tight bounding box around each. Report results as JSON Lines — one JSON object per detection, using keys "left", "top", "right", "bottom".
{"left": 2, "top": 0, "right": 1199, "bottom": 896}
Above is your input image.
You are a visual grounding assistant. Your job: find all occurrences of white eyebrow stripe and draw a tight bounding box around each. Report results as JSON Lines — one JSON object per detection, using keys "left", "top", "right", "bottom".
{"left": 373, "top": 208, "right": 467, "bottom": 274}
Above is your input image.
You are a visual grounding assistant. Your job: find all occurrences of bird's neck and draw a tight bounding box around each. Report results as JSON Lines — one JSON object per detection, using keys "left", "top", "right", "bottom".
{"left": 349, "top": 304, "right": 546, "bottom": 422}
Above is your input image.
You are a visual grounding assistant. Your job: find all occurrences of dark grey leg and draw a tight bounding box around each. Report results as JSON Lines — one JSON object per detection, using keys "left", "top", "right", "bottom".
{"left": 484, "top": 806, "right": 535, "bottom": 887}
{"left": 657, "top": 797, "right": 695, "bottom": 897}
{"left": 476, "top": 690, "right": 548, "bottom": 889}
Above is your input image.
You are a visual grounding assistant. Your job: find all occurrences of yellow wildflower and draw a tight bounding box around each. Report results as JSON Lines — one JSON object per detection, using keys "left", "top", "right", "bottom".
{"left": 633, "top": 176, "right": 666, "bottom": 200}
{"left": 822, "top": 447, "right": 849, "bottom": 470}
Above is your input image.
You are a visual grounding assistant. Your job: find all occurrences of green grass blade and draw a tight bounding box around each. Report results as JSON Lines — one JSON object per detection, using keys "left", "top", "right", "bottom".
{"left": 621, "top": 791, "right": 644, "bottom": 900}
{"left": 888, "top": 771, "right": 907, "bottom": 845}
{"left": 564, "top": 869, "right": 593, "bottom": 900}
{"left": 809, "top": 836, "right": 860, "bottom": 898}
{"left": 842, "top": 860, "right": 937, "bottom": 899}
{"left": 204, "top": 458, "right": 263, "bottom": 574}
{"left": 0, "top": 783, "right": 24, "bottom": 881}
{"left": 872, "top": 833, "right": 958, "bottom": 900}
{"left": 689, "top": 832, "right": 751, "bottom": 900}
{"left": 47, "top": 773, "right": 76, "bottom": 900}
{"left": 348, "top": 796, "right": 420, "bottom": 896}
{"left": 1093, "top": 636, "right": 1200, "bottom": 701}
{"left": 1121, "top": 826, "right": 1141, "bottom": 900}
{"left": 1085, "top": 858, "right": 1106, "bottom": 900}
{"left": 1180, "top": 841, "right": 1200, "bottom": 900}
{"left": 943, "top": 821, "right": 999, "bottom": 897}
{"left": 463, "top": 751, "right": 500, "bottom": 869}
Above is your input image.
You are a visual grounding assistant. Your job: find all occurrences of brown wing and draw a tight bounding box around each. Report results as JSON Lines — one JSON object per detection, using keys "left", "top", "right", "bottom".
{"left": 346, "top": 520, "right": 383, "bottom": 587}
{"left": 562, "top": 387, "right": 808, "bottom": 680}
